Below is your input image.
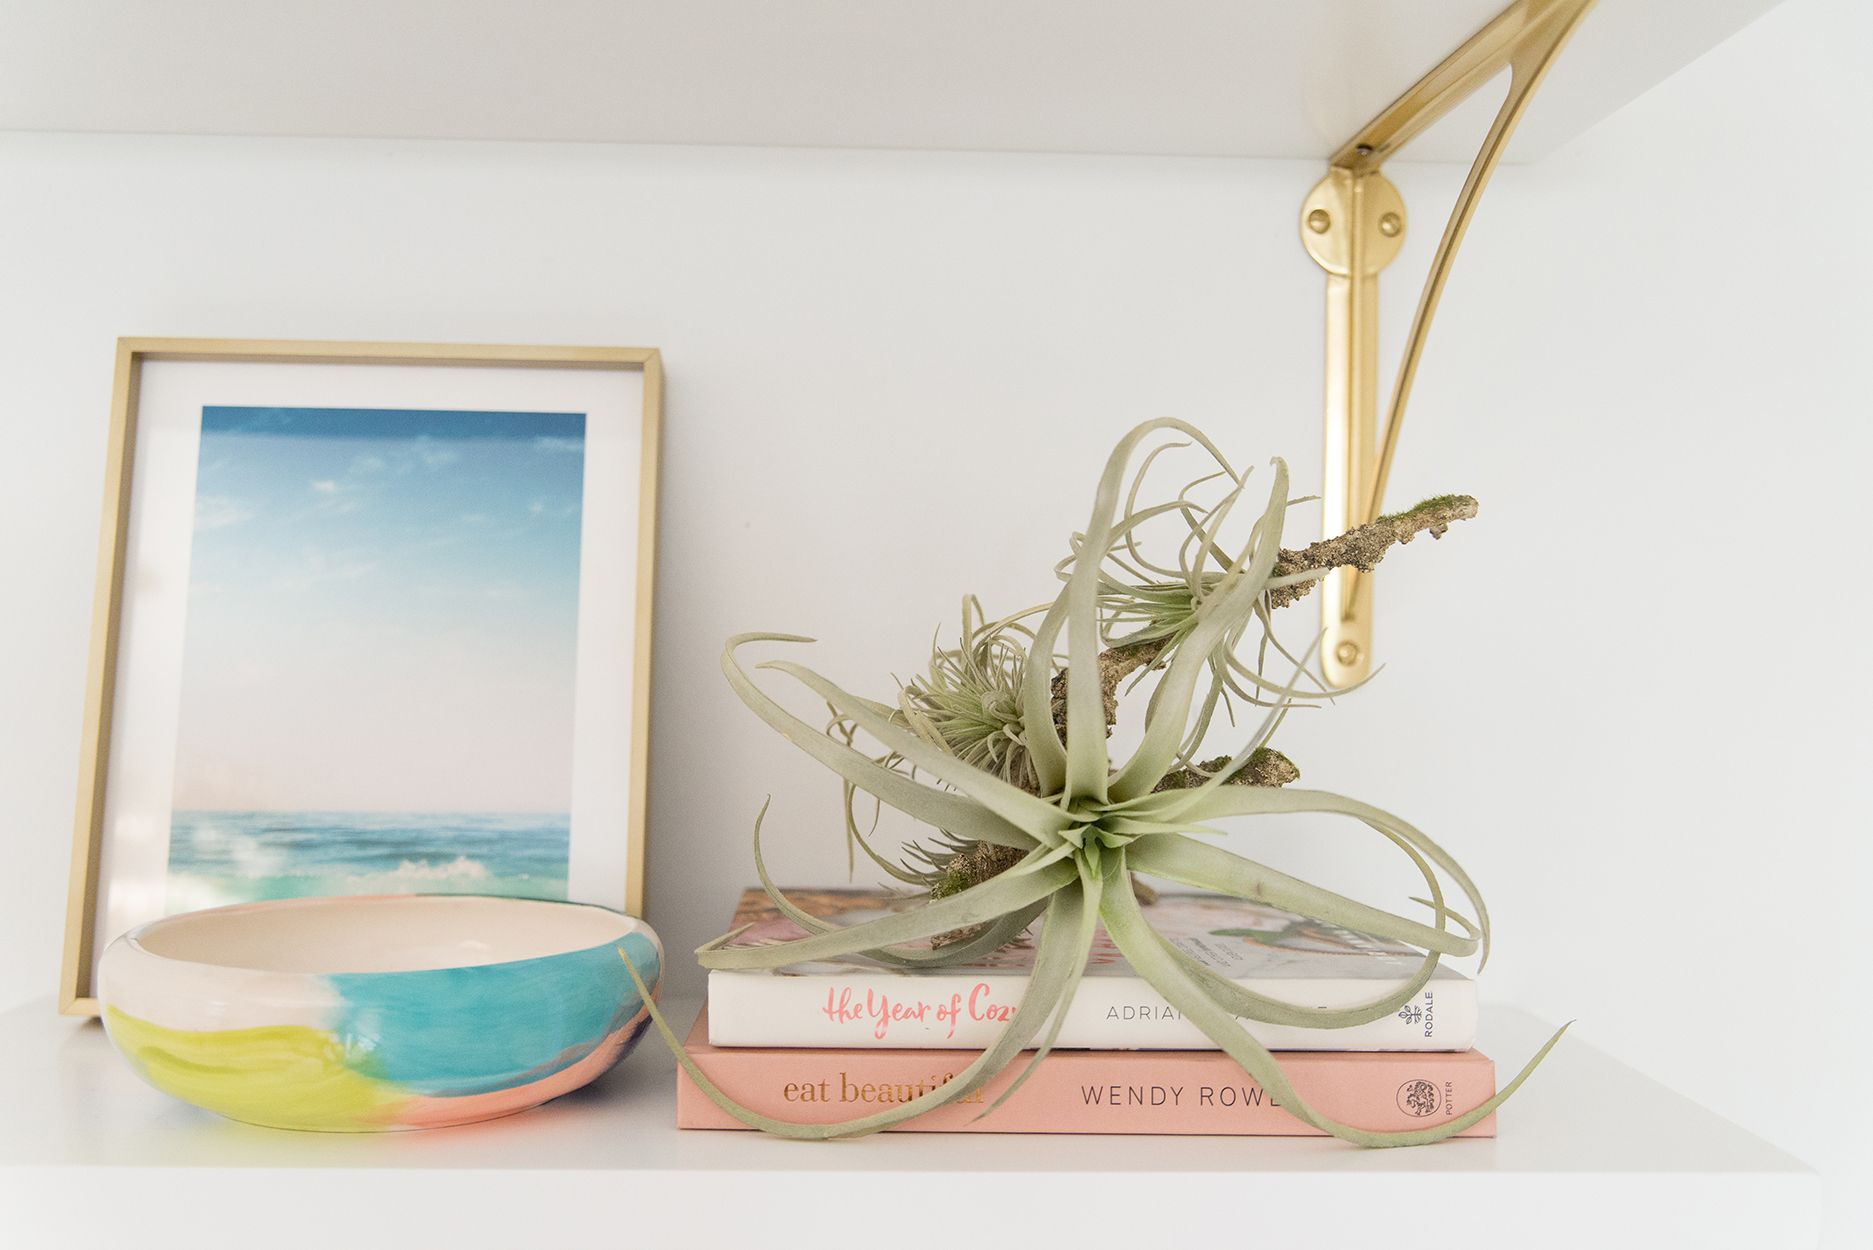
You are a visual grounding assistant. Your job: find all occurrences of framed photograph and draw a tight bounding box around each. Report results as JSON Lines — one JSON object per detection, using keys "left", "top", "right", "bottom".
{"left": 59, "top": 339, "right": 663, "bottom": 1016}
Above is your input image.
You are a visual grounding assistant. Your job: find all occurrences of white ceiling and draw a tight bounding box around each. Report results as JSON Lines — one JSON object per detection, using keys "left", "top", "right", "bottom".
{"left": 0, "top": 1, "right": 1783, "bottom": 163}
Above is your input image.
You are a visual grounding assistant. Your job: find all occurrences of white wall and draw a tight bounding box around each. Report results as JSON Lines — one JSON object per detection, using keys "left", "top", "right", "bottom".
{"left": 1, "top": 0, "right": 1865, "bottom": 1241}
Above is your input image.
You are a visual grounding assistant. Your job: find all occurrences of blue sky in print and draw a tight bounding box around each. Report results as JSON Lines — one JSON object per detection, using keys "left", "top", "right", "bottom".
{"left": 170, "top": 407, "right": 587, "bottom": 813}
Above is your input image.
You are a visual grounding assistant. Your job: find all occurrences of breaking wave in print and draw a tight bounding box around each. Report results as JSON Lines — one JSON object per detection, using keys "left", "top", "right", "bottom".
{"left": 164, "top": 811, "right": 569, "bottom": 914}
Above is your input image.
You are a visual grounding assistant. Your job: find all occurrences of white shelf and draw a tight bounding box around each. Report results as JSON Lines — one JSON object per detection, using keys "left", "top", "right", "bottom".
{"left": 0, "top": 1, "right": 1783, "bottom": 163}
{"left": 0, "top": 997, "right": 1816, "bottom": 1248}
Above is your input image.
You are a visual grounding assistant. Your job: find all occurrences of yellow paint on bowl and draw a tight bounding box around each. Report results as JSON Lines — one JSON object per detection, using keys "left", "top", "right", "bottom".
{"left": 104, "top": 1007, "right": 409, "bottom": 1131}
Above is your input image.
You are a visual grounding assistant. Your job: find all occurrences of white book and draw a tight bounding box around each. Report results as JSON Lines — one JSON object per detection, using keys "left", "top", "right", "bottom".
{"left": 707, "top": 889, "right": 1475, "bottom": 1051}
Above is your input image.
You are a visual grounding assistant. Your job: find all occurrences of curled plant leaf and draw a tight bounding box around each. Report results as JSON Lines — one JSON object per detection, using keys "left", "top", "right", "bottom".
{"left": 660, "top": 419, "right": 1552, "bottom": 1145}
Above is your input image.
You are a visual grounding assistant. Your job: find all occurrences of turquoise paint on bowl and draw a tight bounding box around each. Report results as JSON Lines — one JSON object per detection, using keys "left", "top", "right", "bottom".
{"left": 328, "top": 930, "right": 659, "bottom": 1096}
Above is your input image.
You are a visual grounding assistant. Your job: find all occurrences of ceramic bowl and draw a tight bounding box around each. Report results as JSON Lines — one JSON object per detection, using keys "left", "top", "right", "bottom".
{"left": 98, "top": 894, "right": 661, "bottom": 1132}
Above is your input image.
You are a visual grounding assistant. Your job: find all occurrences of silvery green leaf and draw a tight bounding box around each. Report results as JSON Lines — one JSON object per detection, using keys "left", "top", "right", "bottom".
{"left": 698, "top": 857, "right": 1076, "bottom": 969}
{"left": 974, "top": 856, "right": 1111, "bottom": 1120}
{"left": 722, "top": 634, "right": 1042, "bottom": 850}
{"left": 1126, "top": 833, "right": 1476, "bottom": 956}
{"left": 623, "top": 870, "right": 1090, "bottom": 1138}
{"left": 1063, "top": 420, "right": 1239, "bottom": 803}
{"left": 1107, "top": 459, "right": 1291, "bottom": 802}
{"left": 743, "top": 798, "right": 1046, "bottom": 967}
{"left": 1100, "top": 861, "right": 1562, "bottom": 1147}
{"left": 762, "top": 657, "right": 1073, "bottom": 846}
{"left": 1139, "top": 783, "right": 1492, "bottom": 964}
{"left": 1149, "top": 923, "right": 1445, "bottom": 1028}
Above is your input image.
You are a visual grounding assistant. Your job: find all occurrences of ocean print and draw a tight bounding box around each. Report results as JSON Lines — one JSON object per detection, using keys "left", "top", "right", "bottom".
{"left": 165, "top": 406, "right": 586, "bottom": 913}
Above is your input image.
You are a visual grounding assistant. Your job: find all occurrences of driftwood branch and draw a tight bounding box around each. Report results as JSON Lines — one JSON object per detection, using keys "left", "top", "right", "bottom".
{"left": 1051, "top": 495, "right": 1480, "bottom": 732}
{"left": 1152, "top": 748, "right": 1299, "bottom": 792}
{"left": 1049, "top": 638, "right": 1166, "bottom": 742}
{"left": 1267, "top": 494, "right": 1478, "bottom": 609}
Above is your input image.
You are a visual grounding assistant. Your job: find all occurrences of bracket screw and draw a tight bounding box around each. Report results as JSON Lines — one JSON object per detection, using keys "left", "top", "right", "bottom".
{"left": 1379, "top": 212, "right": 1402, "bottom": 237}
{"left": 1335, "top": 640, "right": 1361, "bottom": 666}
{"left": 1307, "top": 208, "right": 1332, "bottom": 233}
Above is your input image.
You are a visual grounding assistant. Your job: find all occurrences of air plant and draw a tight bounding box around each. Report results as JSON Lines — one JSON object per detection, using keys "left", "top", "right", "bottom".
{"left": 620, "top": 419, "right": 1563, "bottom": 1144}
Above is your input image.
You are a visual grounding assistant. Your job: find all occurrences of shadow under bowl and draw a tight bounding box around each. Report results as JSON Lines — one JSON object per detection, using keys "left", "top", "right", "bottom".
{"left": 98, "top": 894, "right": 662, "bottom": 1132}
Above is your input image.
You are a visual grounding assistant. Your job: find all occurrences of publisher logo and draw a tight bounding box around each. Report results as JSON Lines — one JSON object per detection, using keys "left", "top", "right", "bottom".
{"left": 1397, "top": 1079, "right": 1439, "bottom": 1118}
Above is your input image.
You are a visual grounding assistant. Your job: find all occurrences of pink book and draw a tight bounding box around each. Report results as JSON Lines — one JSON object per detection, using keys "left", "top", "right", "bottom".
{"left": 676, "top": 1006, "right": 1497, "bottom": 1136}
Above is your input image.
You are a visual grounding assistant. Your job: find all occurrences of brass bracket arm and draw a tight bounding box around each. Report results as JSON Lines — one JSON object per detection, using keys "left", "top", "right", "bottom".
{"left": 1302, "top": 0, "right": 1598, "bottom": 686}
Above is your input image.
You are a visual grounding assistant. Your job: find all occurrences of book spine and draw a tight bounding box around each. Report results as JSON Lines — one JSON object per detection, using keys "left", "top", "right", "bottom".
{"left": 709, "top": 970, "right": 1474, "bottom": 1051}
{"left": 677, "top": 1038, "right": 1497, "bottom": 1136}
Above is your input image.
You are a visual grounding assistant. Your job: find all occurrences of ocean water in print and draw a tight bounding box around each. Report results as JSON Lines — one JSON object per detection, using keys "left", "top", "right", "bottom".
{"left": 166, "top": 811, "right": 569, "bottom": 914}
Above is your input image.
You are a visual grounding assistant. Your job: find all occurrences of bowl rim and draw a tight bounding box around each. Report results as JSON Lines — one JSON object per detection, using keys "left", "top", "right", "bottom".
{"left": 115, "top": 893, "right": 659, "bottom": 977}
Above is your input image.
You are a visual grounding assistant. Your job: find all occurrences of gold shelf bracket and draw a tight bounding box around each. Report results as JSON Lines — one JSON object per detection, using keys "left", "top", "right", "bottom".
{"left": 1303, "top": 0, "right": 1597, "bottom": 687}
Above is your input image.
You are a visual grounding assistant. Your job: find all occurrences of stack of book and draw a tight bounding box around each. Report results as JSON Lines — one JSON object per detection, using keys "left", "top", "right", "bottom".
{"left": 675, "top": 888, "right": 1496, "bottom": 1136}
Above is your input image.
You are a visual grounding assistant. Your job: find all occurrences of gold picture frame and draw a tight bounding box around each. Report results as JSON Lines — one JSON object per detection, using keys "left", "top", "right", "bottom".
{"left": 59, "top": 338, "right": 664, "bottom": 1016}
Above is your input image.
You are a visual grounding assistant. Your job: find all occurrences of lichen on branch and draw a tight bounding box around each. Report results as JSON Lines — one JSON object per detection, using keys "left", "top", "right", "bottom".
{"left": 1268, "top": 494, "right": 1479, "bottom": 609}
{"left": 1153, "top": 748, "right": 1299, "bottom": 792}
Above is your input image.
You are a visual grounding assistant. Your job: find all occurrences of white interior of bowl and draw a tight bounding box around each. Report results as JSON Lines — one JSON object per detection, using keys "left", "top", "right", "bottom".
{"left": 133, "top": 895, "right": 639, "bottom": 974}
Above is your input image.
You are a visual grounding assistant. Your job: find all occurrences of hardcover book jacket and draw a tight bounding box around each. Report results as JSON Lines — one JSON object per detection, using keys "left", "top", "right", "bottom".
{"left": 678, "top": 1006, "right": 1498, "bottom": 1136}
{"left": 708, "top": 889, "right": 1474, "bottom": 1051}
